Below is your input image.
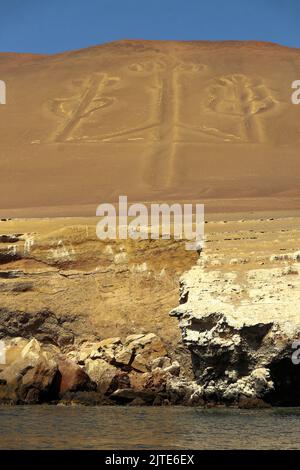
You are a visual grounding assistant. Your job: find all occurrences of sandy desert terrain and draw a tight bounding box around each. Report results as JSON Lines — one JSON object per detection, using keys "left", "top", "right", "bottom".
{"left": 0, "top": 40, "right": 300, "bottom": 216}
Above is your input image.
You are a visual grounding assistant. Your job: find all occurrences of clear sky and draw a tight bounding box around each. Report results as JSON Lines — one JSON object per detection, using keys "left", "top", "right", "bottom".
{"left": 1, "top": 0, "right": 300, "bottom": 54}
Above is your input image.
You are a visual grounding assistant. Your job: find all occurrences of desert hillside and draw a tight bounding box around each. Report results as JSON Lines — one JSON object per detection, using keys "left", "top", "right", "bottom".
{"left": 0, "top": 40, "right": 300, "bottom": 216}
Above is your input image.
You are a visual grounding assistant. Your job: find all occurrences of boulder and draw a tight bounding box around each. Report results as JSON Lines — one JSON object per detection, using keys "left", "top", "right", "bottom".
{"left": 84, "top": 359, "right": 118, "bottom": 394}
{"left": 131, "top": 354, "right": 149, "bottom": 373}
{"left": 58, "top": 359, "right": 96, "bottom": 396}
{"left": 151, "top": 356, "right": 171, "bottom": 370}
{"left": 110, "top": 388, "right": 155, "bottom": 404}
{"left": 127, "top": 333, "right": 167, "bottom": 372}
{"left": 129, "top": 369, "right": 169, "bottom": 396}
{"left": 106, "top": 370, "right": 131, "bottom": 395}
{"left": 95, "top": 337, "right": 123, "bottom": 364}
{"left": 164, "top": 361, "right": 181, "bottom": 377}
{"left": 166, "top": 376, "right": 199, "bottom": 405}
{"left": 238, "top": 396, "right": 271, "bottom": 409}
{"left": 98, "top": 337, "right": 122, "bottom": 348}
{"left": 143, "top": 369, "right": 168, "bottom": 393}
{"left": 114, "top": 347, "right": 134, "bottom": 366}
{"left": 110, "top": 388, "right": 138, "bottom": 402}
{"left": 3, "top": 337, "right": 29, "bottom": 365}
{"left": 21, "top": 338, "right": 42, "bottom": 360}
{"left": 0, "top": 338, "right": 59, "bottom": 403}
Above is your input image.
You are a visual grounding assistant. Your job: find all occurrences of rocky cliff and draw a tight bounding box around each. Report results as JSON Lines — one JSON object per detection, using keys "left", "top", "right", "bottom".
{"left": 170, "top": 250, "right": 300, "bottom": 406}
{"left": 1, "top": 215, "right": 300, "bottom": 406}
{"left": 0, "top": 218, "right": 195, "bottom": 351}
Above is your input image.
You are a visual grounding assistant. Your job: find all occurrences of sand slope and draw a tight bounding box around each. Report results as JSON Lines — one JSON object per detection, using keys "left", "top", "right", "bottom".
{"left": 0, "top": 40, "right": 300, "bottom": 216}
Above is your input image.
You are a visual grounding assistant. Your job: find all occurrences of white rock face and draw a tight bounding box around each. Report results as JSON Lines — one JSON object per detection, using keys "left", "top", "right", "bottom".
{"left": 170, "top": 261, "right": 300, "bottom": 405}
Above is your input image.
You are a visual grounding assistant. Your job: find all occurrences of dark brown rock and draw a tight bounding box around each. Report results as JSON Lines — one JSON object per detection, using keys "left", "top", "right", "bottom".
{"left": 58, "top": 359, "right": 96, "bottom": 396}
{"left": 19, "top": 359, "right": 59, "bottom": 403}
{"left": 143, "top": 369, "right": 168, "bottom": 393}
{"left": 128, "top": 397, "right": 148, "bottom": 406}
{"left": 238, "top": 396, "right": 271, "bottom": 409}
{"left": 106, "top": 370, "right": 131, "bottom": 395}
{"left": 59, "top": 391, "right": 113, "bottom": 406}
{"left": 110, "top": 387, "right": 155, "bottom": 404}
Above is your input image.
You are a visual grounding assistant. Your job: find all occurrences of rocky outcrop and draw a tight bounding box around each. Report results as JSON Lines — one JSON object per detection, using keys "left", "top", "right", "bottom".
{"left": 66, "top": 333, "right": 195, "bottom": 405}
{"left": 1, "top": 217, "right": 300, "bottom": 407}
{"left": 170, "top": 255, "right": 300, "bottom": 406}
{"left": 57, "top": 359, "right": 96, "bottom": 396}
{"left": 0, "top": 308, "right": 75, "bottom": 347}
{"left": 0, "top": 222, "right": 195, "bottom": 350}
{"left": 0, "top": 338, "right": 60, "bottom": 404}
{"left": 0, "top": 333, "right": 195, "bottom": 406}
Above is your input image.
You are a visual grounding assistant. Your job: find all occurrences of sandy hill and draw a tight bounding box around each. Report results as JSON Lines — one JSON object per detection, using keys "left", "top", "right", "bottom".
{"left": 0, "top": 40, "right": 300, "bottom": 216}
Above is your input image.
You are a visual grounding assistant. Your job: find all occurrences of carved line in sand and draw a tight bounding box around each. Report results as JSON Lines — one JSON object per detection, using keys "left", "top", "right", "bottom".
{"left": 50, "top": 65, "right": 164, "bottom": 143}
{"left": 52, "top": 74, "right": 128, "bottom": 143}
{"left": 140, "top": 61, "right": 211, "bottom": 188}
{"left": 48, "top": 67, "right": 278, "bottom": 146}
{"left": 192, "top": 74, "right": 279, "bottom": 144}
{"left": 146, "top": 71, "right": 279, "bottom": 189}
{"left": 47, "top": 61, "right": 210, "bottom": 144}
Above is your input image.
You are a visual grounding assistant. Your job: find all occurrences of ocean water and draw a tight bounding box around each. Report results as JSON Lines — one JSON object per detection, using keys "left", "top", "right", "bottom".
{"left": 0, "top": 406, "right": 299, "bottom": 450}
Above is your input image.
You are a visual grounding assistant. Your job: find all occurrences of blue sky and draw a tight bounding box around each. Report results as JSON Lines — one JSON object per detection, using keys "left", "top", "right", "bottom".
{"left": 1, "top": 0, "right": 300, "bottom": 54}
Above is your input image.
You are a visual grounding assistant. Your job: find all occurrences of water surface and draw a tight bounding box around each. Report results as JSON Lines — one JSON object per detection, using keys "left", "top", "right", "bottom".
{"left": 0, "top": 406, "right": 299, "bottom": 450}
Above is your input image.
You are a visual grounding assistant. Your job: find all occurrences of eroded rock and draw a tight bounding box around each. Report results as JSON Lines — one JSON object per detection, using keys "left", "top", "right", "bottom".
{"left": 0, "top": 338, "right": 59, "bottom": 404}
{"left": 0, "top": 333, "right": 199, "bottom": 406}
{"left": 57, "top": 359, "right": 96, "bottom": 396}
{"left": 170, "top": 262, "right": 300, "bottom": 405}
